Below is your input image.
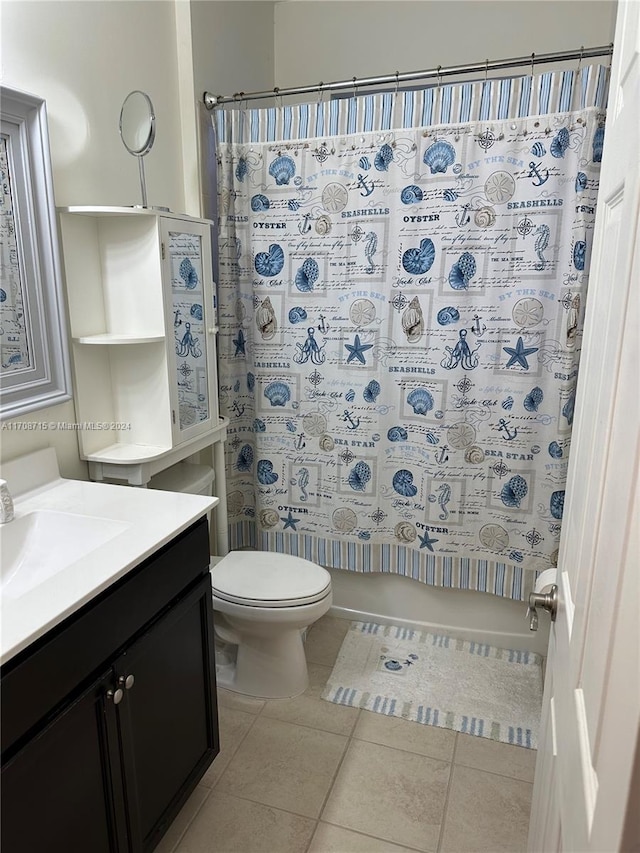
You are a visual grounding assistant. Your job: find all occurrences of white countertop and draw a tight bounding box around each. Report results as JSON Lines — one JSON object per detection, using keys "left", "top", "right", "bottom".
{"left": 0, "top": 458, "right": 217, "bottom": 665}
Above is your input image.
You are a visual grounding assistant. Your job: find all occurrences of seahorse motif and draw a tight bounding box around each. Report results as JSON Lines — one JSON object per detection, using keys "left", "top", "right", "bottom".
{"left": 437, "top": 483, "right": 451, "bottom": 520}
{"left": 297, "top": 467, "right": 310, "bottom": 502}
{"left": 534, "top": 225, "right": 550, "bottom": 271}
{"left": 364, "top": 231, "right": 378, "bottom": 273}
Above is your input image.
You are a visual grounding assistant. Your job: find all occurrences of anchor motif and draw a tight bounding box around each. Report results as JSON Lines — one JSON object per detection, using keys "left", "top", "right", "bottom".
{"left": 298, "top": 213, "right": 312, "bottom": 234}
{"left": 357, "top": 173, "right": 375, "bottom": 197}
{"left": 528, "top": 161, "right": 549, "bottom": 187}
{"left": 317, "top": 314, "right": 330, "bottom": 333}
{"left": 471, "top": 315, "right": 486, "bottom": 336}
{"left": 231, "top": 400, "right": 245, "bottom": 417}
{"left": 294, "top": 433, "right": 306, "bottom": 450}
{"left": 497, "top": 418, "right": 518, "bottom": 440}
{"left": 455, "top": 203, "right": 471, "bottom": 227}
{"left": 435, "top": 445, "right": 449, "bottom": 464}
{"left": 342, "top": 409, "right": 361, "bottom": 430}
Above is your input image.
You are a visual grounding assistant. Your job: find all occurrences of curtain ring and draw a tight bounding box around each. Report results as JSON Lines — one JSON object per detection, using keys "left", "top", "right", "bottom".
{"left": 530, "top": 52, "right": 536, "bottom": 78}
{"left": 318, "top": 82, "right": 324, "bottom": 105}
{"left": 352, "top": 76, "right": 358, "bottom": 100}
{"left": 484, "top": 59, "right": 489, "bottom": 83}
{"left": 437, "top": 65, "right": 442, "bottom": 95}
{"left": 395, "top": 71, "right": 400, "bottom": 96}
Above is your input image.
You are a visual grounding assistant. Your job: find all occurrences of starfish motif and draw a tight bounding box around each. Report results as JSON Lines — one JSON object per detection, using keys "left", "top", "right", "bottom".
{"left": 233, "top": 328, "right": 246, "bottom": 356}
{"left": 281, "top": 511, "right": 300, "bottom": 531}
{"left": 345, "top": 334, "right": 373, "bottom": 364}
{"left": 503, "top": 336, "right": 539, "bottom": 369}
{"left": 418, "top": 530, "right": 439, "bottom": 551}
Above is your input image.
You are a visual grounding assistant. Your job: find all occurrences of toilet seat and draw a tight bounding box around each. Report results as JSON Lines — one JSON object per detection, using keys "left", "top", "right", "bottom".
{"left": 211, "top": 551, "right": 331, "bottom": 608}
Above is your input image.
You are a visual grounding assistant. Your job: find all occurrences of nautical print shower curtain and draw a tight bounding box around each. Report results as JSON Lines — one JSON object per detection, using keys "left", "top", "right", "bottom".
{"left": 213, "top": 65, "right": 609, "bottom": 601}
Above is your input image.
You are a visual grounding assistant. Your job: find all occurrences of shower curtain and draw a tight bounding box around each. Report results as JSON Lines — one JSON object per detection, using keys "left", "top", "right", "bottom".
{"left": 213, "top": 65, "right": 608, "bottom": 601}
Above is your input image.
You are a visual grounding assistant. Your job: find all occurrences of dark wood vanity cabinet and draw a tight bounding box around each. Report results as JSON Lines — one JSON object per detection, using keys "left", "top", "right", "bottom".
{"left": 0, "top": 516, "right": 219, "bottom": 853}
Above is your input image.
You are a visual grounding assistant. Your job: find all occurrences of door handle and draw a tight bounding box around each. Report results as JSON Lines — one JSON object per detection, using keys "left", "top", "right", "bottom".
{"left": 118, "top": 674, "right": 135, "bottom": 690}
{"left": 106, "top": 687, "right": 124, "bottom": 705}
{"left": 527, "top": 585, "right": 558, "bottom": 631}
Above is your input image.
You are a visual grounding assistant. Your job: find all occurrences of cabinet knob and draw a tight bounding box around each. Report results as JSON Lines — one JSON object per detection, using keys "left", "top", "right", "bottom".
{"left": 118, "top": 674, "right": 135, "bottom": 690}
{"left": 106, "top": 687, "right": 124, "bottom": 705}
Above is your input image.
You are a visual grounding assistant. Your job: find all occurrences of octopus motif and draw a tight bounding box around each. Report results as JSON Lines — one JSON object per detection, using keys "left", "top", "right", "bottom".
{"left": 440, "top": 329, "right": 479, "bottom": 370}
{"left": 293, "top": 327, "right": 326, "bottom": 365}
{"left": 176, "top": 322, "right": 202, "bottom": 358}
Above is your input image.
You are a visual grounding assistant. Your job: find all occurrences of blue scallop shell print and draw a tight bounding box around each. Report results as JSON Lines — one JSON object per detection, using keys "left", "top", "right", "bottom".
{"left": 387, "top": 426, "right": 408, "bottom": 442}
{"left": 295, "top": 258, "right": 319, "bottom": 292}
{"left": 235, "top": 157, "right": 248, "bottom": 181}
{"left": 359, "top": 156, "right": 371, "bottom": 170}
{"left": 236, "top": 444, "right": 254, "bottom": 472}
{"left": 285, "top": 420, "right": 296, "bottom": 432}
{"left": 269, "top": 155, "right": 296, "bottom": 185}
{"left": 0, "top": 289, "right": 7, "bottom": 302}
{"left": 524, "top": 387, "right": 544, "bottom": 412}
{"left": 550, "top": 490, "right": 565, "bottom": 520}
{"left": 402, "top": 238, "right": 435, "bottom": 275}
{"left": 363, "top": 380, "right": 381, "bottom": 403}
{"left": 288, "top": 306, "right": 307, "bottom": 324}
{"left": 251, "top": 194, "right": 270, "bottom": 212}
{"left": 257, "top": 459, "right": 279, "bottom": 485}
{"left": 264, "top": 381, "right": 291, "bottom": 406}
{"left": 288, "top": 199, "right": 300, "bottom": 211}
{"left": 592, "top": 126, "right": 605, "bottom": 163}
{"left": 548, "top": 441, "right": 563, "bottom": 459}
{"left": 502, "top": 396, "right": 514, "bottom": 411}
{"left": 348, "top": 461, "right": 372, "bottom": 491}
{"left": 253, "top": 418, "right": 266, "bottom": 432}
{"left": 423, "top": 140, "right": 456, "bottom": 174}
{"left": 401, "top": 185, "right": 423, "bottom": 204}
{"left": 550, "top": 127, "right": 570, "bottom": 158}
{"left": 392, "top": 469, "right": 418, "bottom": 498}
{"left": 345, "top": 389, "right": 356, "bottom": 403}
{"left": 563, "top": 391, "right": 575, "bottom": 425}
{"left": 374, "top": 144, "right": 393, "bottom": 171}
{"left": 437, "top": 307, "right": 460, "bottom": 326}
{"left": 190, "top": 303, "right": 203, "bottom": 321}
{"left": 501, "top": 475, "right": 528, "bottom": 508}
{"left": 179, "top": 258, "right": 199, "bottom": 289}
{"left": 247, "top": 372, "right": 255, "bottom": 392}
{"left": 442, "top": 189, "right": 458, "bottom": 202}
{"left": 407, "top": 388, "right": 434, "bottom": 415}
{"left": 573, "top": 240, "right": 586, "bottom": 271}
{"left": 531, "top": 141, "right": 546, "bottom": 157}
{"left": 255, "top": 244, "right": 285, "bottom": 277}
{"left": 449, "top": 252, "right": 476, "bottom": 290}
{"left": 575, "top": 172, "right": 588, "bottom": 192}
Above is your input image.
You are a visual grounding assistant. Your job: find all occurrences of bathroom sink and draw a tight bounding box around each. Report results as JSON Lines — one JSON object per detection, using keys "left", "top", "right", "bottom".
{"left": 1, "top": 510, "right": 129, "bottom": 599}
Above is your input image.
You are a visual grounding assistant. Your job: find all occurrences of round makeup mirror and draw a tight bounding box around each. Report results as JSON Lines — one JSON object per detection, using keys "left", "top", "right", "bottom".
{"left": 119, "top": 90, "right": 156, "bottom": 206}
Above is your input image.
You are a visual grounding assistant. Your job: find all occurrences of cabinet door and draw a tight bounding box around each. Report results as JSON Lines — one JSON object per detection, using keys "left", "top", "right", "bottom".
{"left": 114, "top": 574, "right": 219, "bottom": 853}
{"left": 1, "top": 670, "right": 127, "bottom": 853}
{"left": 161, "top": 219, "right": 219, "bottom": 444}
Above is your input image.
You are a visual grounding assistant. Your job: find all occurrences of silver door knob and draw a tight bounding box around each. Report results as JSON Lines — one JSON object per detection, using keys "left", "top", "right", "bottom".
{"left": 106, "top": 687, "right": 124, "bottom": 705}
{"left": 118, "top": 673, "right": 135, "bottom": 690}
{"left": 527, "top": 585, "right": 558, "bottom": 631}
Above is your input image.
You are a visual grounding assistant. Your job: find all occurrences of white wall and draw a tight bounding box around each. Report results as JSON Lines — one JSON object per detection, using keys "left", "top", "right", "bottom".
{"left": 274, "top": 1, "right": 617, "bottom": 87}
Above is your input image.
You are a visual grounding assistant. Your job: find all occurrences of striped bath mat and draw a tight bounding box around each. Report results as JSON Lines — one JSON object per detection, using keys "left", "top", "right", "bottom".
{"left": 321, "top": 621, "right": 543, "bottom": 748}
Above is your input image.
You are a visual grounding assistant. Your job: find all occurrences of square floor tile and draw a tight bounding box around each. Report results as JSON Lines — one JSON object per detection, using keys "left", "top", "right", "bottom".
{"left": 353, "top": 709, "right": 456, "bottom": 762}
{"left": 305, "top": 616, "right": 351, "bottom": 666}
{"left": 309, "top": 822, "right": 421, "bottom": 852}
{"left": 455, "top": 732, "right": 537, "bottom": 782}
{"left": 322, "top": 739, "right": 450, "bottom": 851}
{"left": 217, "top": 717, "right": 348, "bottom": 818}
{"left": 440, "top": 765, "right": 533, "bottom": 853}
{"left": 175, "top": 790, "right": 316, "bottom": 853}
{"left": 200, "top": 706, "right": 257, "bottom": 787}
{"left": 154, "top": 785, "right": 210, "bottom": 853}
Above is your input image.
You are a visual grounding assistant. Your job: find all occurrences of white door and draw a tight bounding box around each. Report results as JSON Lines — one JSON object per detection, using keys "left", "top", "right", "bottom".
{"left": 528, "top": 3, "right": 640, "bottom": 851}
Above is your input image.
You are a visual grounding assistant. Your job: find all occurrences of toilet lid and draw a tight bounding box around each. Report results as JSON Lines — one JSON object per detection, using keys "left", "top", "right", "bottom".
{"left": 211, "top": 551, "right": 331, "bottom": 607}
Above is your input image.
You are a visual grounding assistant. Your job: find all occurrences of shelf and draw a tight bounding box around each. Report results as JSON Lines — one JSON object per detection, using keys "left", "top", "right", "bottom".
{"left": 59, "top": 206, "right": 213, "bottom": 226}
{"left": 73, "top": 334, "right": 166, "bottom": 345}
{"left": 84, "top": 443, "right": 173, "bottom": 464}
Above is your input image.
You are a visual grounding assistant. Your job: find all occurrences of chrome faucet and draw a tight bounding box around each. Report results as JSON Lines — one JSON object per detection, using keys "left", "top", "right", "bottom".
{"left": 0, "top": 479, "right": 15, "bottom": 523}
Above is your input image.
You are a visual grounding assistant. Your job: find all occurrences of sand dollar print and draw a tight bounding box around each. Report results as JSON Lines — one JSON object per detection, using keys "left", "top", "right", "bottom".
{"left": 322, "top": 182, "right": 349, "bottom": 213}
{"left": 303, "top": 412, "right": 327, "bottom": 436}
{"left": 226, "top": 491, "right": 244, "bottom": 515}
{"left": 349, "top": 298, "right": 377, "bottom": 326}
{"left": 484, "top": 171, "right": 516, "bottom": 204}
{"left": 512, "top": 298, "right": 544, "bottom": 328}
{"left": 447, "top": 422, "right": 477, "bottom": 449}
{"left": 479, "top": 524, "right": 510, "bottom": 551}
{"left": 332, "top": 507, "right": 358, "bottom": 533}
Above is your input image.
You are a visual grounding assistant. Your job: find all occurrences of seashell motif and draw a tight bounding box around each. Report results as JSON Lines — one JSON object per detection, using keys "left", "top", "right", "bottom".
{"left": 359, "top": 531, "right": 371, "bottom": 540}
{"left": 402, "top": 238, "right": 436, "bottom": 275}
{"left": 287, "top": 199, "right": 300, "bottom": 211}
{"left": 233, "top": 380, "right": 241, "bottom": 393}
{"left": 524, "top": 386, "right": 544, "bottom": 412}
{"left": 363, "top": 380, "right": 381, "bottom": 403}
{"left": 259, "top": 509, "right": 280, "bottom": 529}
{"left": 443, "top": 189, "right": 458, "bottom": 202}
{"left": 358, "top": 156, "right": 371, "bottom": 170}
{"left": 255, "top": 243, "right": 285, "bottom": 277}
{"left": 288, "top": 306, "right": 307, "bottom": 324}
{"left": 531, "top": 141, "right": 546, "bottom": 157}
{"left": 509, "top": 550, "right": 524, "bottom": 563}
{"left": 436, "top": 306, "right": 460, "bottom": 326}
{"left": 426, "top": 432, "right": 439, "bottom": 444}
{"left": 251, "top": 193, "right": 270, "bottom": 212}
{"left": 474, "top": 206, "right": 496, "bottom": 228}
{"left": 227, "top": 491, "right": 244, "bottom": 515}
{"left": 348, "top": 461, "right": 372, "bottom": 491}
{"left": 392, "top": 469, "right": 418, "bottom": 498}
{"left": 256, "top": 297, "right": 277, "bottom": 339}
{"left": 235, "top": 299, "right": 246, "bottom": 322}
{"left": 502, "top": 396, "right": 514, "bottom": 410}
{"left": 236, "top": 444, "right": 254, "bottom": 472}
{"left": 319, "top": 433, "right": 335, "bottom": 452}
{"left": 401, "top": 185, "right": 424, "bottom": 204}
{"left": 592, "top": 126, "right": 605, "bottom": 163}
{"left": 264, "top": 381, "right": 291, "bottom": 407}
{"left": 575, "top": 172, "right": 588, "bottom": 192}
{"left": 315, "top": 215, "right": 332, "bottom": 235}
{"left": 402, "top": 296, "right": 424, "bottom": 342}
{"left": 285, "top": 420, "right": 296, "bottom": 433}
{"left": 548, "top": 441, "right": 563, "bottom": 459}
{"left": 235, "top": 157, "right": 248, "bottom": 181}
{"left": 387, "top": 426, "right": 408, "bottom": 442}
{"left": 252, "top": 418, "right": 266, "bottom": 432}
{"left": 268, "top": 154, "right": 296, "bottom": 185}
{"left": 550, "top": 490, "right": 565, "bottom": 520}
{"left": 573, "top": 240, "right": 586, "bottom": 271}
{"left": 374, "top": 143, "right": 393, "bottom": 171}
{"left": 303, "top": 412, "right": 327, "bottom": 436}
{"left": 179, "top": 258, "right": 198, "bottom": 289}
{"left": 407, "top": 388, "right": 434, "bottom": 415}
{"left": 394, "top": 522, "right": 417, "bottom": 543}
{"left": 247, "top": 372, "right": 255, "bottom": 392}
{"left": 332, "top": 507, "right": 358, "bottom": 533}
{"left": 190, "top": 303, "right": 203, "bottom": 321}
{"left": 562, "top": 391, "right": 575, "bottom": 425}
{"left": 501, "top": 474, "right": 528, "bottom": 508}
{"left": 257, "top": 459, "right": 279, "bottom": 485}
{"left": 449, "top": 252, "right": 476, "bottom": 290}
{"left": 423, "top": 140, "right": 456, "bottom": 174}
{"left": 295, "top": 257, "right": 319, "bottom": 292}
{"left": 550, "top": 127, "right": 570, "bottom": 158}
{"left": 464, "top": 446, "right": 485, "bottom": 464}
{"left": 0, "top": 289, "right": 6, "bottom": 303}
{"left": 479, "top": 523, "right": 509, "bottom": 551}
{"left": 345, "top": 389, "right": 356, "bottom": 402}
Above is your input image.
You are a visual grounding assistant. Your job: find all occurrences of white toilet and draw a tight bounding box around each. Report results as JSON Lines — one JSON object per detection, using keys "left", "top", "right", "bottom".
{"left": 210, "top": 551, "right": 332, "bottom": 699}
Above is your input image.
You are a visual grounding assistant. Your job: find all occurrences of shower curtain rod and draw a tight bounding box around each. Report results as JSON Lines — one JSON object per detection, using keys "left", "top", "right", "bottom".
{"left": 203, "top": 43, "right": 613, "bottom": 109}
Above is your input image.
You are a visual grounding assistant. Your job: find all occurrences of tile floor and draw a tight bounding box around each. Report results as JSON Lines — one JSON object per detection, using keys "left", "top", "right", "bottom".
{"left": 156, "top": 616, "right": 535, "bottom": 853}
